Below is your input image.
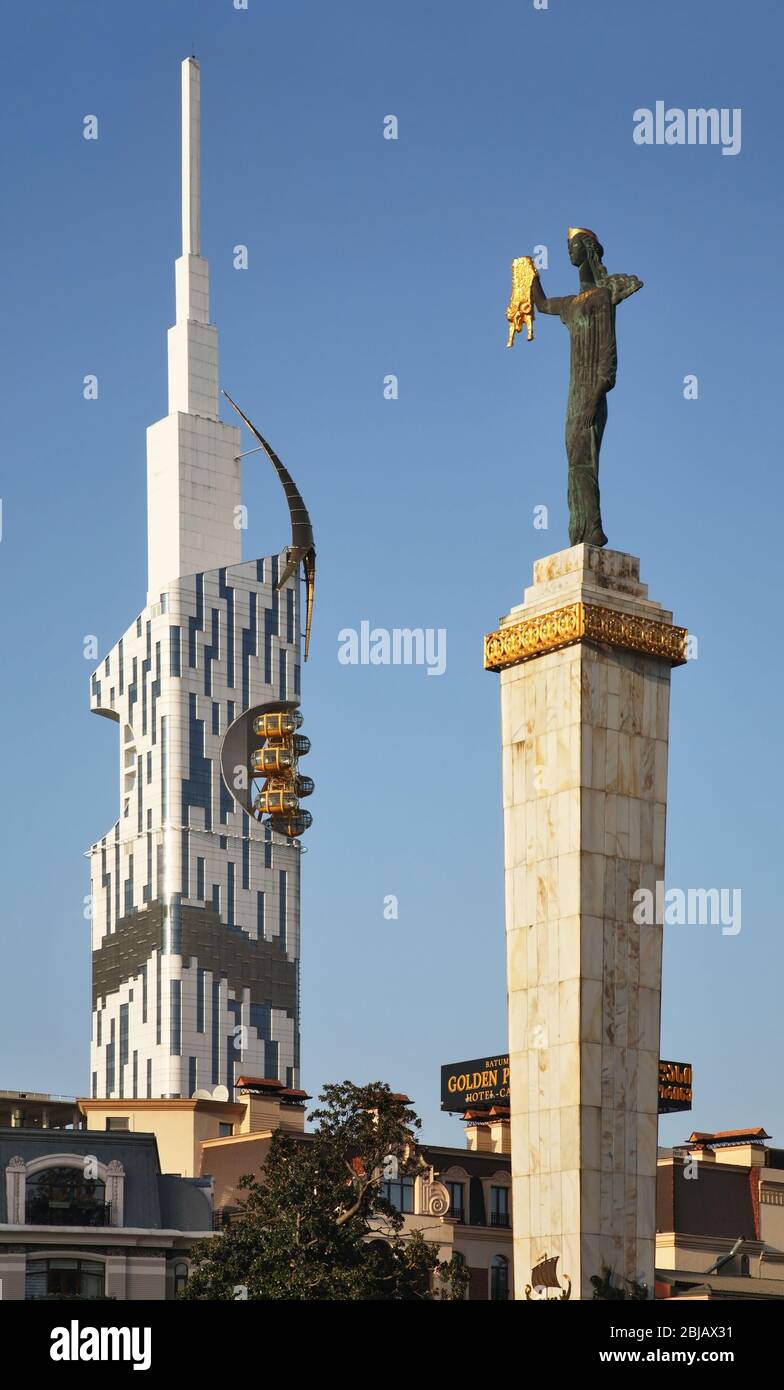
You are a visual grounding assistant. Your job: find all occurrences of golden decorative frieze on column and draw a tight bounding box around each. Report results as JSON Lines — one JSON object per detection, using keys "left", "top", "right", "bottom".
{"left": 485, "top": 602, "right": 687, "bottom": 672}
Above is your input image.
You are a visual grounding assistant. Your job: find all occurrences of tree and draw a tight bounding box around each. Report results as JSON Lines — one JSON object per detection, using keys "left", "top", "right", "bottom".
{"left": 181, "top": 1080, "right": 468, "bottom": 1300}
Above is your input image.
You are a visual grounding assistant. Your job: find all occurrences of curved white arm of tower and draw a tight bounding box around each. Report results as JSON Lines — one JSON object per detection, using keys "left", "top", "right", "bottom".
{"left": 85, "top": 59, "right": 302, "bottom": 1102}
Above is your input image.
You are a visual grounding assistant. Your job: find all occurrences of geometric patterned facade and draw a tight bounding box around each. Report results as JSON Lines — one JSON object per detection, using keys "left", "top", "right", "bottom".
{"left": 87, "top": 560, "right": 301, "bottom": 1099}
{"left": 87, "top": 59, "right": 303, "bottom": 1099}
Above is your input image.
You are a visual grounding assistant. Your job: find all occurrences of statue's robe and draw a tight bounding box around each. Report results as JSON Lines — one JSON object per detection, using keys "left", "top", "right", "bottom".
{"left": 532, "top": 281, "right": 618, "bottom": 547}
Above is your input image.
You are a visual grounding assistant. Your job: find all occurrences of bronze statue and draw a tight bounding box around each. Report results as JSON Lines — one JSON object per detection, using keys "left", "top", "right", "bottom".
{"left": 506, "top": 230, "right": 643, "bottom": 548}
{"left": 590, "top": 1265, "right": 649, "bottom": 1301}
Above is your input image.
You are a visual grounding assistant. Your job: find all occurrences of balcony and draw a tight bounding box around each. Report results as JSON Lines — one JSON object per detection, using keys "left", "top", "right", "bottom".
{"left": 25, "top": 1199, "right": 112, "bottom": 1228}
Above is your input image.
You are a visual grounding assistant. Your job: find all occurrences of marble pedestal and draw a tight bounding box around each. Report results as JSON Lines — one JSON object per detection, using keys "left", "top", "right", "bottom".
{"left": 485, "top": 546, "right": 687, "bottom": 1300}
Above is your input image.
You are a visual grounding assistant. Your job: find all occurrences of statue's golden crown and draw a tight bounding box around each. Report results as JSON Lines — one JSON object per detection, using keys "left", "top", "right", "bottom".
{"left": 567, "top": 226, "right": 597, "bottom": 242}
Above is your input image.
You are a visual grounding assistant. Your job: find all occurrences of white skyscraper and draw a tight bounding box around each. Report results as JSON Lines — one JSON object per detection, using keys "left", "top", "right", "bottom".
{"left": 87, "top": 59, "right": 304, "bottom": 1101}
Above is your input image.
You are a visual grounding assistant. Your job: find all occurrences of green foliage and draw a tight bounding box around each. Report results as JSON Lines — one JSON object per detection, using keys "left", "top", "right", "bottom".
{"left": 181, "top": 1080, "right": 468, "bottom": 1301}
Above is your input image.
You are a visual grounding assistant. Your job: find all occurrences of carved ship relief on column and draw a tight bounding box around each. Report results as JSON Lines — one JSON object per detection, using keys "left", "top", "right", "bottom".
{"left": 524, "top": 1253, "right": 572, "bottom": 1301}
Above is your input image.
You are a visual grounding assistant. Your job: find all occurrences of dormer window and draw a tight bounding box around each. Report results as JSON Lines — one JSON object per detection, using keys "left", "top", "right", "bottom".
{"left": 25, "top": 1167, "right": 110, "bottom": 1227}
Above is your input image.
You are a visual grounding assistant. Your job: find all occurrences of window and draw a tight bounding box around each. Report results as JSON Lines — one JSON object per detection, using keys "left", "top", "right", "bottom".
{"left": 379, "top": 1177, "right": 414, "bottom": 1214}
{"left": 119, "top": 1004, "right": 129, "bottom": 1070}
{"left": 490, "top": 1254, "right": 510, "bottom": 1301}
{"left": 25, "top": 1167, "right": 109, "bottom": 1227}
{"left": 106, "top": 1117, "right": 129, "bottom": 1131}
{"left": 170, "top": 979, "right": 182, "bottom": 1056}
{"left": 446, "top": 1180, "right": 465, "bottom": 1222}
{"left": 173, "top": 1261, "right": 189, "bottom": 1295}
{"left": 490, "top": 1184, "right": 510, "bottom": 1227}
{"left": 218, "top": 1123, "right": 233, "bottom": 1137}
{"left": 26, "top": 1258, "right": 105, "bottom": 1300}
{"left": 450, "top": 1250, "right": 468, "bottom": 1300}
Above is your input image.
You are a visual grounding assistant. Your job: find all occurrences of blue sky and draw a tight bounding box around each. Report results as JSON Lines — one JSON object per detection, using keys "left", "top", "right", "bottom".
{"left": 0, "top": 0, "right": 781, "bottom": 1147}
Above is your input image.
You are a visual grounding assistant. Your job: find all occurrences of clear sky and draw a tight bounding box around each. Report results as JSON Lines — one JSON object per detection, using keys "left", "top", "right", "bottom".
{"left": 0, "top": 0, "right": 781, "bottom": 1148}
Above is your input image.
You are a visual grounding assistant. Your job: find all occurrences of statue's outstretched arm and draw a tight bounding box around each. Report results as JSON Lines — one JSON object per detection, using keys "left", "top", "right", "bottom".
{"left": 531, "top": 275, "right": 571, "bottom": 317}
{"left": 607, "top": 272, "right": 644, "bottom": 305}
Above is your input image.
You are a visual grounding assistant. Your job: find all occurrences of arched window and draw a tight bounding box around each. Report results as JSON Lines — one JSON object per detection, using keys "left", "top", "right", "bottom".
{"left": 490, "top": 1254, "right": 509, "bottom": 1301}
{"left": 174, "top": 1261, "right": 189, "bottom": 1295}
{"left": 25, "top": 1167, "right": 109, "bottom": 1227}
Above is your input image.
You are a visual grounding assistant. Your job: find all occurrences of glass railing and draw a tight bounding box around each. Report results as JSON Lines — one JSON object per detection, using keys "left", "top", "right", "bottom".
{"left": 25, "top": 1202, "right": 112, "bottom": 1228}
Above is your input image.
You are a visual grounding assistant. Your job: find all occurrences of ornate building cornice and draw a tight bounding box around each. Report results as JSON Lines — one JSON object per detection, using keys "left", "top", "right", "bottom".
{"left": 484, "top": 601, "right": 688, "bottom": 672}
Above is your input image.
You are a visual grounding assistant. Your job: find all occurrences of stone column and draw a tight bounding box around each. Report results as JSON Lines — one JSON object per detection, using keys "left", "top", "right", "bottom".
{"left": 484, "top": 546, "right": 687, "bottom": 1300}
{"left": 5, "top": 1157, "right": 26, "bottom": 1225}
{"left": 105, "top": 1159, "right": 126, "bottom": 1227}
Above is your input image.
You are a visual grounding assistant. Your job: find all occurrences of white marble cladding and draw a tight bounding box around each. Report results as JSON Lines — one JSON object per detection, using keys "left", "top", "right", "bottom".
{"left": 500, "top": 546, "right": 677, "bottom": 1300}
{"left": 87, "top": 555, "right": 302, "bottom": 1100}
{"left": 502, "top": 544, "right": 675, "bottom": 625}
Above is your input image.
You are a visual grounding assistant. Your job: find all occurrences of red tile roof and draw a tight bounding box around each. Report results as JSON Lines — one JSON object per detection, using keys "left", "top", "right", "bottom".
{"left": 688, "top": 1127, "right": 771, "bottom": 1146}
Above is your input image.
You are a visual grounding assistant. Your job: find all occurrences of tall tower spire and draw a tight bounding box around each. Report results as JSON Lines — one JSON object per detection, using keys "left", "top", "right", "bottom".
{"left": 147, "top": 57, "right": 240, "bottom": 600}
{"left": 167, "top": 58, "right": 217, "bottom": 420}
{"left": 181, "top": 56, "right": 200, "bottom": 258}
